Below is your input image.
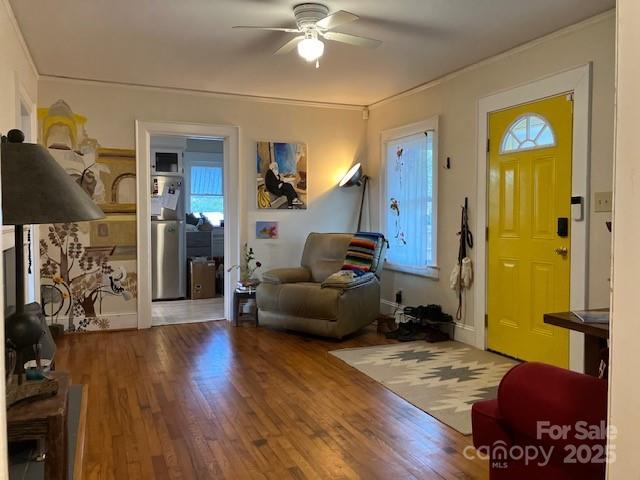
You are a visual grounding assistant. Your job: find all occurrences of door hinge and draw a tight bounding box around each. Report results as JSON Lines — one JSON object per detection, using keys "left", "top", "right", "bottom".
{"left": 486, "top": 138, "right": 490, "bottom": 153}
{"left": 485, "top": 226, "right": 489, "bottom": 241}
{"left": 484, "top": 314, "right": 489, "bottom": 327}
{"left": 566, "top": 93, "right": 574, "bottom": 102}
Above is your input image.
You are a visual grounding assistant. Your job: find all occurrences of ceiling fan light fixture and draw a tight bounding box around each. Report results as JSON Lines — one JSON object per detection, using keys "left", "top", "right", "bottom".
{"left": 297, "top": 34, "right": 324, "bottom": 62}
{"left": 235, "top": 4, "right": 381, "bottom": 64}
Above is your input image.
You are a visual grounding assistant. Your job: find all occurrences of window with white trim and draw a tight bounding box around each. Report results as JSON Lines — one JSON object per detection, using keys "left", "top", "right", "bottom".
{"left": 382, "top": 117, "right": 438, "bottom": 277}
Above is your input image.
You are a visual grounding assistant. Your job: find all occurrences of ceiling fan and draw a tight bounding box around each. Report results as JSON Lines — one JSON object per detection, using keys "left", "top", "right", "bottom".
{"left": 233, "top": 3, "right": 382, "bottom": 68}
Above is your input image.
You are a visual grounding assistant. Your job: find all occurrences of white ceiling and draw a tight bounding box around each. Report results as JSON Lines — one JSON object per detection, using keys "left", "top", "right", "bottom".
{"left": 10, "top": 0, "right": 614, "bottom": 106}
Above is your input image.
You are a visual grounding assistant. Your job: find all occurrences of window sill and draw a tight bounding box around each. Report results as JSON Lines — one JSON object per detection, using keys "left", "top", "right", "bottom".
{"left": 383, "top": 263, "right": 440, "bottom": 280}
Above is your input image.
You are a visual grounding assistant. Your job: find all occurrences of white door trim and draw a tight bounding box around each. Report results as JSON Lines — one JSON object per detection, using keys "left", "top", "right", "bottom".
{"left": 13, "top": 73, "right": 39, "bottom": 304}
{"left": 475, "top": 64, "right": 592, "bottom": 372}
{"left": 135, "top": 121, "right": 240, "bottom": 328}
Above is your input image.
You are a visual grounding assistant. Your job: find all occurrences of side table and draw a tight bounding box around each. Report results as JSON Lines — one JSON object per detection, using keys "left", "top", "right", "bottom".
{"left": 543, "top": 310, "right": 609, "bottom": 377}
{"left": 233, "top": 288, "right": 259, "bottom": 326}
{"left": 7, "top": 372, "right": 70, "bottom": 480}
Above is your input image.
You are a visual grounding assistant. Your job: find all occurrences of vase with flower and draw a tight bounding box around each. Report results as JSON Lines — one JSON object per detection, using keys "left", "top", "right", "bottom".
{"left": 227, "top": 243, "right": 262, "bottom": 291}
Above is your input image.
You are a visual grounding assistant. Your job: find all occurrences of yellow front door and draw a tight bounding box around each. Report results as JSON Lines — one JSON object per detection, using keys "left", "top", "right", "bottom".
{"left": 487, "top": 94, "right": 572, "bottom": 367}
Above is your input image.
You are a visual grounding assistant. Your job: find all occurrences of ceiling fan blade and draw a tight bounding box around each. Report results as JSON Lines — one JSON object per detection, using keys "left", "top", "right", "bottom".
{"left": 273, "top": 36, "right": 304, "bottom": 55}
{"left": 233, "top": 26, "right": 300, "bottom": 33}
{"left": 323, "top": 31, "right": 382, "bottom": 48}
{"left": 316, "top": 10, "right": 358, "bottom": 30}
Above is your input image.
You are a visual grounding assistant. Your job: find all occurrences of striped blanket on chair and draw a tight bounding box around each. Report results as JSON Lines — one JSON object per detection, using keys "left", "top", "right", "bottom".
{"left": 342, "top": 232, "right": 384, "bottom": 275}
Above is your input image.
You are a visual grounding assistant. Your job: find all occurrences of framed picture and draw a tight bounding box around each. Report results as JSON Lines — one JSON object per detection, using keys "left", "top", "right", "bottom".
{"left": 96, "top": 148, "right": 137, "bottom": 213}
{"left": 256, "top": 141, "right": 307, "bottom": 209}
{"left": 256, "top": 221, "right": 279, "bottom": 239}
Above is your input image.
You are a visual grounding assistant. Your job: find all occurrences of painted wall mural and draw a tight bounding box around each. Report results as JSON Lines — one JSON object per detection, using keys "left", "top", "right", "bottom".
{"left": 39, "top": 223, "right": 136, "bottom": 331}
{"left": 38, "top": 100, "right": 137, "bottom": 331}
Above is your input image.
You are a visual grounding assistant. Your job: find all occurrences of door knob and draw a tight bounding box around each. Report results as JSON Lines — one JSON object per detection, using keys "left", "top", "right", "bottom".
{"left": 554, "top": 247, "right": 568, "bottom": 257}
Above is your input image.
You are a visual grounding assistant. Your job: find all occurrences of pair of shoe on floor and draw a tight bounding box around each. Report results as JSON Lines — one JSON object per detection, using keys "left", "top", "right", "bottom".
{"left": 384, "top": 304, "right": 453, "bottom": 343}
{"left": 385, "top": 321, "right": 425, "bottom": 341}
{"left": 403, "top": 304, "right": 453, "bottom": 324}
{"left": 385, "top": 321, "right": 451, "bottom": 343}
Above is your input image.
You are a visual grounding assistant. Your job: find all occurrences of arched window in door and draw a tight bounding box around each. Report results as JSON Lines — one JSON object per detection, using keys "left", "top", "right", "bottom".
{"left": 500, "top": 113, "right": 555, "bottom": 153}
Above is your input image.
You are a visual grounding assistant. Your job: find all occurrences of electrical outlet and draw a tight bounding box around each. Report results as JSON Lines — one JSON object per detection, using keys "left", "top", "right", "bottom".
{"left": 395, "top": 290, "right": 402, "bottom": 304}
{"left": 594, "top": 191, "right": 612, "bottom": 213}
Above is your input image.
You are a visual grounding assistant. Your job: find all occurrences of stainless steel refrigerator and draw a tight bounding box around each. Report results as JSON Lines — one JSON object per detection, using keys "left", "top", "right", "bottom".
{"left": 151, "top": 175, "right": 186, "bottom": 300}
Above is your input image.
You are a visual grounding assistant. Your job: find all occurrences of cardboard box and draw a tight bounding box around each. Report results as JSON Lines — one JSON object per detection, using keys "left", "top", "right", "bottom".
{"left": 188, "top": 257, "right": 216, "bottom": 299}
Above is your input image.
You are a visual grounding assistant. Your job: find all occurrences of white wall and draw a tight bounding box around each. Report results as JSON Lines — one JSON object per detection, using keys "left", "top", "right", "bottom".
{"left": 0, "top": 0, "right": 37, "bottom": 133}
{"left": 0, "top": 0, "right": 38, "bottom": 477}
{"left": 607, "top": 2, "right": 640, "bottom": 477}
{"left": 38, "top": 78, "right": 367, "bottom": 279}
{"left": 38, "top": 13, "right": 615, "bottom": 332}
{"left": 366, "top": 13, "right": 615, "bottom": 330}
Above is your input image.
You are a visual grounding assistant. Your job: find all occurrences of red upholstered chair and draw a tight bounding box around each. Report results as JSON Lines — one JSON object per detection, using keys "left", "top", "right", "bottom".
{"left": 472, "top": 362, "right": 608, "bottom": 480}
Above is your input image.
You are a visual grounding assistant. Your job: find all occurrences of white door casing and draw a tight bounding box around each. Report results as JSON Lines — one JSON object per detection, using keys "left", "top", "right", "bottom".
{"left": 135, "top": 121, "right": 240, "bottom": 327}
{"left": 476, "top": 64, "right": 592, "bottom": 373}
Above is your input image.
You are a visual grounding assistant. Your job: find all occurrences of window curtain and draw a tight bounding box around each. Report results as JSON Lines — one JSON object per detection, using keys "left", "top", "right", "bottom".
{"left": 385, "top": 131, "right": 434, "bottom": 268}
{"left": 191, "top": 166, "right": 223, "bottom": 195}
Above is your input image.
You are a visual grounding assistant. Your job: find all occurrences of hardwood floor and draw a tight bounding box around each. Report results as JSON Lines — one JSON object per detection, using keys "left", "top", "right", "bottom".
{"left": 56, "top": 321, "right": 489, "bottom": 479}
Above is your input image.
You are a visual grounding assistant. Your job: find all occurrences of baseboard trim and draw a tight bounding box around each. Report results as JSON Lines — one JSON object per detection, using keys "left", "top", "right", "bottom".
{"left": 452, "top": 322, "right": 476, "bottom": 345}
{"left": 58, "top": 312, "right": 138, "bottom": 332}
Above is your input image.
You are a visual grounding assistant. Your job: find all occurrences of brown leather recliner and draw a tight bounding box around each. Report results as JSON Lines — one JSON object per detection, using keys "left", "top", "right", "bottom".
{"left": 256, "top": 232, "right": 386, "bottom": 339}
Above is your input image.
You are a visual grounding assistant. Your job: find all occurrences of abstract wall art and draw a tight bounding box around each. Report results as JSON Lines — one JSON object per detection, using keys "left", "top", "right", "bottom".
{"left": 256, "top": 221, "right": 279, "bottom": 239}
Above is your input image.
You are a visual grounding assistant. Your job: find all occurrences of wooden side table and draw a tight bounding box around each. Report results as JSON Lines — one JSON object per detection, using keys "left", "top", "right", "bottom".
{"left": 7, "top": 372, "right": 70, "bottom": 480}
{"left": 233, "top": 289, "right": 259, "bottom": 326}
{"left": 543, "top": 310, "right": 609, "bottom": 377}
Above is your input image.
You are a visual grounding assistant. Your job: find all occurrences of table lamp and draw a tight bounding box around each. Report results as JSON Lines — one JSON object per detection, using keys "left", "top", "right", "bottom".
{"left": 1, "top": 129, "right": 104, "bottom": 403}
{"left": 339, "top": 162, "right": 369, "bottom": 231}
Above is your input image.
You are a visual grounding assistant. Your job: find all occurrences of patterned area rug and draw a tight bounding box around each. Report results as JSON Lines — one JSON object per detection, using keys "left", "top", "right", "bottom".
{"left": 330, "top": 341, "right": 517, "bottom": 434}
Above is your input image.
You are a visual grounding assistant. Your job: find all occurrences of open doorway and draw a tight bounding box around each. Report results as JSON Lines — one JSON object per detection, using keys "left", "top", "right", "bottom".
{"left": 148, "top": 135, "right": 226, "bottom": 325}
{"left": 136, "top": 121, "right": 240, "bottom": 328}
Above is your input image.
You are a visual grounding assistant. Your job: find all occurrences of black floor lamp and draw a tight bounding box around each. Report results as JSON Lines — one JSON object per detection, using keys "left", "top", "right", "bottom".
{"left": 1, "top": 129, "right": 104, "bottom": 402}
{"left": 339, "top": 162, "right": 369, "bottom": 231}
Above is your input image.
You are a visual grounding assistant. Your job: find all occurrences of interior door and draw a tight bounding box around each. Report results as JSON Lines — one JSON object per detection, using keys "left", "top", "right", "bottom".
{"left": 487, "top": 94, "right": 572, "bottom": 367}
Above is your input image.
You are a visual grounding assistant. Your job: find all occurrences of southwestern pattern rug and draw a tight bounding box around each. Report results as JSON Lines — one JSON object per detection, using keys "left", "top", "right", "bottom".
{"left": 330, "top": 341, "right": 517, "bottom": 435}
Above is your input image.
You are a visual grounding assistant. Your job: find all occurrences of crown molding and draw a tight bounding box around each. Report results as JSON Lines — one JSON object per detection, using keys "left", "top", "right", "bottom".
{"left": 39, "top": 74, "right": 367, "bottom": 112}
{"left": 2, "top": 0, "right": 38, "bottom": 78}
{"left": 368, "top": 8, "right": 615, "bottom": 110}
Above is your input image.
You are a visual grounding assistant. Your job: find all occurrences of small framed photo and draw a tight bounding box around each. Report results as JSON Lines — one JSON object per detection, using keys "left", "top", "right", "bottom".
{"left": 256, "top": 221, "right": 278, "bottom": 239}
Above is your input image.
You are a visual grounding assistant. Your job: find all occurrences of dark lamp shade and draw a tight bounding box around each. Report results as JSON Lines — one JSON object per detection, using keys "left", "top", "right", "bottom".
{"left": 1, "top": 141, "right": 105, "bottom": 225}
{"left": 339, "top": 162, "right": 364, "bottom": 187}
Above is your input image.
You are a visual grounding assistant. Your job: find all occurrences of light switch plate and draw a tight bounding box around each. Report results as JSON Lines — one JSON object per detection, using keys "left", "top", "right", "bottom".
{"left": 594, "top": 191, "right": 613, "bottom": 213}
